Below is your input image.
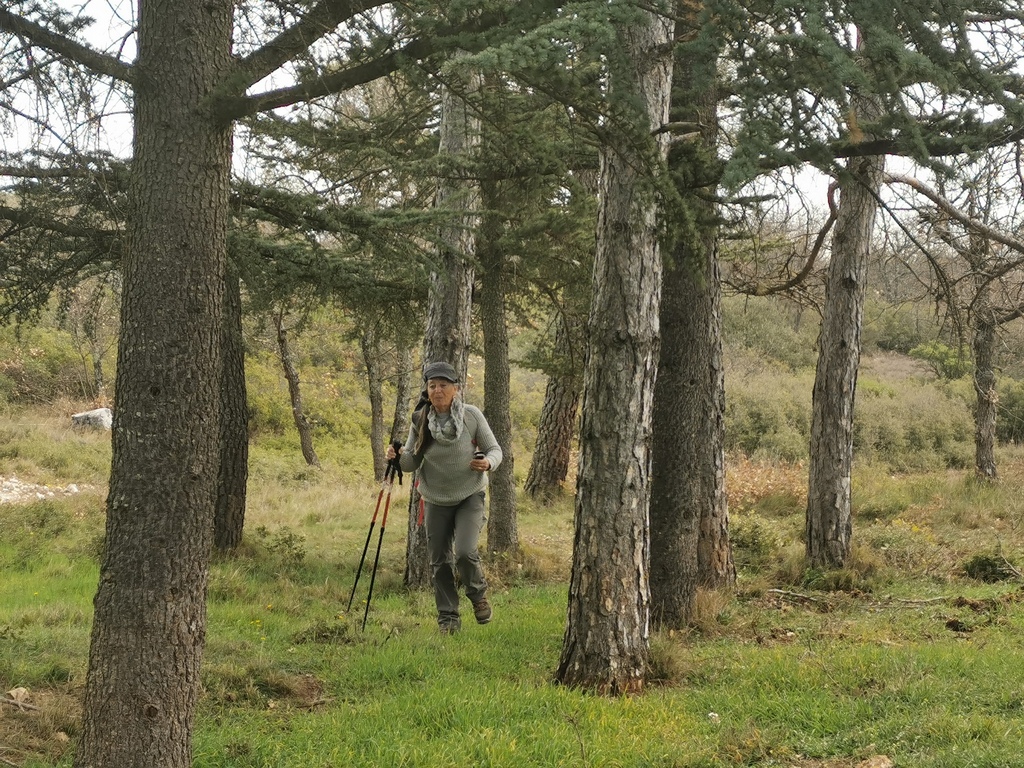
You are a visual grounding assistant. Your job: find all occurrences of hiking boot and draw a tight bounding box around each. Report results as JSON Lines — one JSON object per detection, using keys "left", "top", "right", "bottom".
{"left": 438, "top": 619, "right": 461, "bottom": 635}
{"left": 472, "top": 597, "right": 492, "bottom": 624}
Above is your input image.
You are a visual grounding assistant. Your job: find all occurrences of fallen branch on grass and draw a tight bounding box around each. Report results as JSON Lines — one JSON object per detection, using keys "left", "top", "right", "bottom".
{"left": 0, "top": 696, "right": 40, "bottom": 711}
{"left": 766, "top": 589, "right": 832, "bottom": 606}
{"left": 881, "top": 596, "right": 950, "bottom": 605}
{"left": 1000, "top": 555, "right": 1023, "bottom": 580}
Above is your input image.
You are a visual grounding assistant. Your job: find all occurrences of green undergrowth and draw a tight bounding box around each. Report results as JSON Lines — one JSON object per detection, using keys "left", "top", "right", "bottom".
{"left": 6, "top": 415, "right": 1024, "bottom": 766}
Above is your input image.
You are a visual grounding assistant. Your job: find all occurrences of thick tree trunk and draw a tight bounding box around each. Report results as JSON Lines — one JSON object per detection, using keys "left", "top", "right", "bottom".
{"left": 361, "top": 324, "right": 388, "bottom": 481}
{"left": 973, "top": 298, "right": 998, "bottom": 480}
{"left": 479, "top": 177, "right": 518, "bottom": 554}
{"left": 805, "top": 94, "right": 884, "bottom": 569}
{"left": 405, "top": 65, "right": 480, "bottom": 589}
{"left": 650, "top": 14, "right": 732, "bottom": 628}
{"left": 555, "top": 6, "right": 673, "bottom": 694}
{"left": 524, "top": 313, "right": 583, "bottom": 503}
{"left": 75, "top": 2, "right": 233, "bottom": 766}
{"left": 274, "top": 310, "right": 320, "bottom": 469}
{"left": 214, "top": 268, "right": 249, "bottom": 551}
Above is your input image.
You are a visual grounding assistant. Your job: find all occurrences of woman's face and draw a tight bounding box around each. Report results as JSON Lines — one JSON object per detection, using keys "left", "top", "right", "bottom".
{"left": 427, "top": 378, "right": 458, "bottom": 413}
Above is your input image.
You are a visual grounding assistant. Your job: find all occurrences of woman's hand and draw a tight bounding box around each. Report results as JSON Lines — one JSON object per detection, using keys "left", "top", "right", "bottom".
{"left": 386, "top": 444, "right": 401, "bottom": 460}
{"left": 470, "top": 452, "right": 490, "bottom": 472}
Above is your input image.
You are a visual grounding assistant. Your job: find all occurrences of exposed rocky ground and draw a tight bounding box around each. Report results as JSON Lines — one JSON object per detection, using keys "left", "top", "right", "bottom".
{"left": 0, "top": 476, "right": 87, "bottom": 505}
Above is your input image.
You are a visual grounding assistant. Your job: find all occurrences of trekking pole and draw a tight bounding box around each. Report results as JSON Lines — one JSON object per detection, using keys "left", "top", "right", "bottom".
{"left": 361, "top": 454, "right": 400, "bottom": 631}
{"left": 346, "top": 448, "right": 401, "bottom": 614}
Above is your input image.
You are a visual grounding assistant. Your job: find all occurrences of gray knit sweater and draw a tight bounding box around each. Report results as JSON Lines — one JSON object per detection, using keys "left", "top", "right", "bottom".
{"left": 398, "top": 402, "right": 503, "bottom": 506}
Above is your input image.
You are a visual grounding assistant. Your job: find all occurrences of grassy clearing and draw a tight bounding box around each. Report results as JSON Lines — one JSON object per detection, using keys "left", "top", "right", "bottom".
{"left": 4, "top": 410, "right": 1024, "bottom": 767}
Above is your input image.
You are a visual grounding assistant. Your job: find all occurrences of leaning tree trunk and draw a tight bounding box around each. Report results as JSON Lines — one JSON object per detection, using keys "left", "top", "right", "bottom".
{"left": 650, "top": 32, "right": 733, "bottom": 626}
{"left": 214, "top": 266, "right": 249, "bottom": 551}
{"left": 361, "top": 323, "right": 388, "bottom": 481}
{"left": 805, "top": 91, "right": 884, "bottom": 569}
{"left": 274, "top": 310, "right": 320, "bottom": 469}
{"left": 972, "top": 292, "right": 998, "bottom": 480}
{"left": 479, "top": 175, "right": 518, "bottom": 554}
{"left": 404, "top": 63, "right": 480, "bottom": 589}
{"left": 75, "top": 1, "right": 233, "bottom": 766}
{"left": 555, "top": 5, "right": 673, "bottom": 695}
{"left": 524, "top": 312, "right": 583, "bottom": 503}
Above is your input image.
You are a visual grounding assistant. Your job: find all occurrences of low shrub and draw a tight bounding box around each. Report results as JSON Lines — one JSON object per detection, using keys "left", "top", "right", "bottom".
{"left": 962, "top": 552, "right": 1020, "bottom": 583}
{"left": 729, "top": 513, "right": 786, "bottom": 573}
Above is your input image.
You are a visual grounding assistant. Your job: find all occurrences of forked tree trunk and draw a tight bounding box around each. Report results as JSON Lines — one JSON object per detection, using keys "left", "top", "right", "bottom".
{"left": 650, "top": 11, "right": 733, "bottom": 628}
{"left": 404, "top": 63, "right": 480, "bottom": 589}
{"left": 75, "top": 1, "right": 234, "bottom": 765}
{"left": 214, "top": 267, "right": 249, "bottom": 551}
{"left": 274, "top": 310, "right": 320, "bottom": 469}
{"left": 479, "top": 176, "right": 518, "bottom": 553}
{"left": 555, "top": 6, "right": 673, "bottom": 694}
{"left": 805, "top": 90, "right": 884, "bottom": 569}
{"left": 525, "top": 312, "right": 583, "bottom": 503}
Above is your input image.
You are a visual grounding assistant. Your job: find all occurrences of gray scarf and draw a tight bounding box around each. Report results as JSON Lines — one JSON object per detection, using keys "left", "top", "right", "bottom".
{"left": 427, "top": 396, "right": 465, "bottom": 445}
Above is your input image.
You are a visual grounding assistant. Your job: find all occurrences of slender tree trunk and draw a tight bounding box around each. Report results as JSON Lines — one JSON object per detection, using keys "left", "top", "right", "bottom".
{"left": 524, "top": 312, "right": 583, "bottom": 502}
{"left": 973, "top": 292, "right": 998, "bottom": 480}
{"left": 215, "top": 267, "right": 249, "bottom": 551}
{"left": 479, "top": 176, "right": 518, "bottom": 553}
{"left": 361, "top": 324, "right": 388, "bottom": 481}
{"left": 391, "top": 341, "right": 414, "bottom": 443}
{"left": 651, "top": 10, "right": 733, "bottom": 628}
{"left": 75, "top": 2, "right": 233, "bottom": 765}
{"left": 805, "top": 90, "right": 884, "bottom": 569}
{"left": 92, "top": 353, "right": 105, "bottom": 401}
{"left": 274, "top": 310, "right": 320, "bottom": 469}
{"left": 405, "top": 63, "right": 480, "bottom": 589}
{"left": 556, "top": 5, "right": 673, "bottom": 694}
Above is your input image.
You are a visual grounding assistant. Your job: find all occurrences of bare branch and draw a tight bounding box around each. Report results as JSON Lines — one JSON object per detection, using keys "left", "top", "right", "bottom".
{"left": 223, "top": 36, "right": 435, "bottom": 120}
{"left": 886, "top": 173, "right": 1024, "bottom": 257}
{"left": 234, "top": 0, "right": 388, "bottom": 89}
{"left": 0, "top": 8, "right": 134, "bottom": 84}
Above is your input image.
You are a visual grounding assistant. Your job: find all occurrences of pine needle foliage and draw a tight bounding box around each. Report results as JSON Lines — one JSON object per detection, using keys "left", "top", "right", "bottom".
{"left": 712, "top": 0, "right": 1024, "bottom": 187}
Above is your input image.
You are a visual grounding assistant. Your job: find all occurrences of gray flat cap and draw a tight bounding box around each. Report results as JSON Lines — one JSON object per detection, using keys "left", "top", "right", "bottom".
{"left": 423, "top": 361, "right": 458, "bottom": 382}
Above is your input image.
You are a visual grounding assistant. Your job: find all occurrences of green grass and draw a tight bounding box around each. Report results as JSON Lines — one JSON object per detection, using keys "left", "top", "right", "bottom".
{"left": 6, "top": 412, "right": 1024, "bottom": 767}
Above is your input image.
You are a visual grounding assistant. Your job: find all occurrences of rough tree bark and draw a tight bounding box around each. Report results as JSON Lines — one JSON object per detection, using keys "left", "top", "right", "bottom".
{"left": 214, "top": 267, "right": 249, "bottom": 551}
{"left": 75, "top": 1, "right": 233, "bottom": 765}
{"left": 805, "top": 89, "right": 884, "bottom": 569}
{"left": 650, "top": 19, "right": 733, "bottom": 626}
{"left": 404, "top": 63, "right": 480, "bottom": 589}
{"left": 555, "top": 4, "right": 673, "bottom": 694}
{"left": 479, "top": 176, "right": 518, "bottom": 554}
{"left": 524, "top": 312, "right": 583, "bottom": 503}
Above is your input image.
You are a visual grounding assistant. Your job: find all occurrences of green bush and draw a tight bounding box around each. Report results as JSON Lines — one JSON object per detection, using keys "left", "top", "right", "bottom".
{"left": 729, "top": 513, "right": 785, "bottom": 572}
{"left": 909, "top": 341, "right": 973, "bottom": 380}
{"left": 962, "top": 552, "right": 1019, "bottom": 583}
{"left": 862, "top": 297, "right": 940, "bottom": 354}
{"left": 0, "top": 324, "right": 96, "bottom": 403}
{"left": 725, "top": 357, "right": 813, "bottom": 461}
{"left": 722, "top": 295, "right": 819, "bottom": 370}
{"left": 997, "top": 377, "right": 1024, "bottom": 445}
{"left": 854, "top": 377, "right": 974, "bottom": 470}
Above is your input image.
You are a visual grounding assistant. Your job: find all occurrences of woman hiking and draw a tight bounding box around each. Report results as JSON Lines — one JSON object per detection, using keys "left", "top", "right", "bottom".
{"left": 387, "top": 361, "right": 502, "bottom": 634}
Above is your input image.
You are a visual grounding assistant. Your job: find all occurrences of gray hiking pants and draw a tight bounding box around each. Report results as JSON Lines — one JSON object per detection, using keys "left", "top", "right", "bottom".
{"left": 424, "top": 491, "right": 488, "bottom": 625}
